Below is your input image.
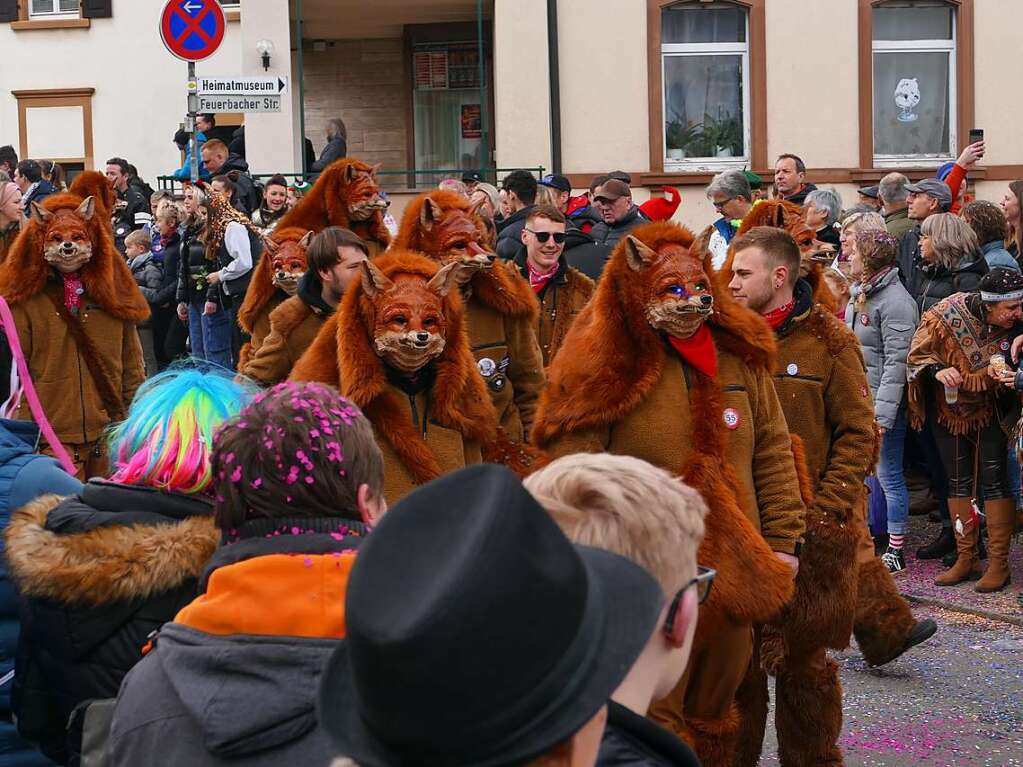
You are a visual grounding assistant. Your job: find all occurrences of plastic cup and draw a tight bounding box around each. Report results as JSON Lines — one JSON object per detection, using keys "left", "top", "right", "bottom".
{"left": 944, "top": 384, "right": 959, "bottom": 404}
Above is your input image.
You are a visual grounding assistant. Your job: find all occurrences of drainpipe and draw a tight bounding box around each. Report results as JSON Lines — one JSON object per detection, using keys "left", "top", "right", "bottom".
{"left": 546, "top": 0, "right": 561, "bottom": 174}
{"left": 296, "top": 0, "right": 306, "bottom": 176}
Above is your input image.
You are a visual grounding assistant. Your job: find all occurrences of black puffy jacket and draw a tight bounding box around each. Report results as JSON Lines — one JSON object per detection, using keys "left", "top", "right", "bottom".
{"left": 4, "top": 481, "right": 216, "bottom": 765}
{"left": 589, "top": 205, "right": 649, "bottom": 248}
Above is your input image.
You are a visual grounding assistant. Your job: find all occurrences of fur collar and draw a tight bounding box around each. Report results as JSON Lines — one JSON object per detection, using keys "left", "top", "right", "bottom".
{"left": 4, "top": 494, "right": 218, "bottom": 605}
{"left": 68, "top": 171, "right": 119, "bottom": 221}
{"left": 268, "top": 292, "right": 316, "bottom": 337}
{"left": 532, "top": 221, "right": 775, "bottom": 446}
{"left": 292, "top": 250, "right": 499, "bottom": 484}
{"left": 0, "top": 192, "right": 149, "bottom": 322}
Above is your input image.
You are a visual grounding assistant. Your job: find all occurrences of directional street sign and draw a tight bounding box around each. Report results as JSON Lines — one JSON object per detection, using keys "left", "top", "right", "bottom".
{"left": 198, "top": 77, "right": 289, "bottom": 97}
{"left": 197, "top": 94, "right": 283, "bottom": 113}
{"left": 160, "top": 0, "right": 225, "bottom": 62}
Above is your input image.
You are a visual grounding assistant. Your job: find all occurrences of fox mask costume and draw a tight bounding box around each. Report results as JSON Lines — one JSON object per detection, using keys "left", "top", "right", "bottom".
{"left": 275, "top": 159, "right": 390, "bottom": 254}
{"left": 392, "top": 191, "right": 544, "bottom": 443}
{"left": 290, "top": 250, "right": 519, "bottom": 500}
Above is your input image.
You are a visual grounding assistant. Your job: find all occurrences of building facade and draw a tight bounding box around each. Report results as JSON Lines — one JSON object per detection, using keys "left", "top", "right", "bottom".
{"left": 1, "top": 0, "right": 1018, "bottom": 231}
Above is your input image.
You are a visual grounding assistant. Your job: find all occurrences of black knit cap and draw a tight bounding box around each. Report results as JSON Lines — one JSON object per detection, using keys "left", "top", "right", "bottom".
{"left": 979, "top": 267, "right": 1023, "bottom": 303}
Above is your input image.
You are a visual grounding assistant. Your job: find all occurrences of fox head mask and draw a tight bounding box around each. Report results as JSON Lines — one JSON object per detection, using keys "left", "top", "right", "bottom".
{"left": 30, "top": 196, "right": 95, "bottom": 274}
{"left": 623, "top": 234, "right": 714, "bottom": 339}
{"left": 271, "top": 230, "right": 313, "bottom": 296}
{"left": 360, "top": 258, "right": 466, "bottom": 374}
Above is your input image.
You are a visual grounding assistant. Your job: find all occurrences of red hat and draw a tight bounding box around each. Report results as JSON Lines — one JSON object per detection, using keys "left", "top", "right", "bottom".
{"left": 639, "top": 186, "right": 681, "bottom": 222}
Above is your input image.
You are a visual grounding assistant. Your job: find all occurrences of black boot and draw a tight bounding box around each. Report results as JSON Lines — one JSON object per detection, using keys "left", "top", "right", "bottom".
{"left": 917, "top": 527, "right": 954, "bottom": 560}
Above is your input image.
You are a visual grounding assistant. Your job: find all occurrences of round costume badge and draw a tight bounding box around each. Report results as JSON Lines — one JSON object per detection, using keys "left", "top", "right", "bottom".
{"left": 861, "top": 386, "right": 869, "bottom": 398}
{"left": 860, "top": 314, "right": 870, "bottom": 326}
{"left": 723, "top": 408, "right": 741, "bottom": 430}
{"left": 786, "top": 363, "right": 798, "bottom": 376}
{"left": 477, "top": 357, "right": 496, "bottom": 377}
{"left": 1000, "top": 339, "right": 1010, "bottom": 351}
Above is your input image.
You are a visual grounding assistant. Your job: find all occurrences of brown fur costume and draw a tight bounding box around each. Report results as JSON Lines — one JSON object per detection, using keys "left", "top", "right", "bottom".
{"left": 236, "top": 226, "right": 311, "bottom": 369}
{"left": 5, "top": 494, "right": 218, "bottom": 605}
{"left": 274, "top": 159, "right": 391, "bottom": 253}
{"left": 533, "top": 221, "right": 794, "bottom": 629}
{"left": 290, "top": 250, "right": 517, "bottom": 499}
{"left": 0, "top": 192, "right": 148, "bottom": 321}
{"left": 392, "top": 191, "right": 544, "bottom": 444}
{"left": 68, "top": 171, "right": 119, "bottom": 222}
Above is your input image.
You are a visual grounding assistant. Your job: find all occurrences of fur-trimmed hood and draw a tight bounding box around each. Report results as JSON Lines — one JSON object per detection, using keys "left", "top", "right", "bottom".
{"left": 0, "top": 192, "right": 149, "bottom": 322}
{"left": 5, "top": 488, "right": 217, "bottom": 605}
{"left": 237, "top": 226, "right": 311, "bottom": 333}
{"left": 533, "top": 221, "right": 775, "bottom": 446}
{"left": 391, "top": 190, "right": 538, "bottom": 321}
{"left": 274, "top": 159, "right": 391, "bottom": 251}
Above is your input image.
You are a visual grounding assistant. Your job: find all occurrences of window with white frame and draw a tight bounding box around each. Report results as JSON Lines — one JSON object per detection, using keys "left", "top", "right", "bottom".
{"left": 216, "top": 0, "right": 241, "bottom": 8}
{"left": 30, "top": 0, "right": 79, "bottom": 18}
{"left": 872, "top": 1, "right": 956, "bottom": 164}
{"left": 661, "top": 1, "right": 749, "bottom": 169}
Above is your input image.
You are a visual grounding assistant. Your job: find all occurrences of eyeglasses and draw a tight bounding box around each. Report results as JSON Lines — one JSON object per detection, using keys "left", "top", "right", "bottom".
{"left": 525, "top": 229, "right": 567, "bottom": 244}
{"left": 664, "top": 566, "right": 716, "bottom": 637}
{"left": 712, "top": 197, "right": 735, "bottom": 211}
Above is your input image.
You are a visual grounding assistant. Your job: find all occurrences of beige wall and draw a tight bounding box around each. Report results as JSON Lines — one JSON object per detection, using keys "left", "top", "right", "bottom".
{"left": 557, "top": 0, "right": 649, "bottom": 174}
{"left": 764, "top": 0, "right": 859, "bottom": 168}
{"left": 493, "top": 0, "right": 552, "bottom": 169}
{"left": 301, "top": 39, "right": 408, "bottom": 176}
{"left": 973, "top": 0, "right": 1022, "bottom": 167}
{"left": 241, "top": 0, "right": 298, "bottom": 176}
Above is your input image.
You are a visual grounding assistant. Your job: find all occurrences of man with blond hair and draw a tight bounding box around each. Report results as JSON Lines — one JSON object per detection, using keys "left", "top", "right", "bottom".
{"left": 526, "top": 453, "right": 708, "bottom": 767}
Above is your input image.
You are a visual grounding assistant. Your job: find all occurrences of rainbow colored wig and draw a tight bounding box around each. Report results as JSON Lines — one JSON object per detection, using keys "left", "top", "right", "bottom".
{"left": 106, "top": 365, "right": 256, "bottom": 495}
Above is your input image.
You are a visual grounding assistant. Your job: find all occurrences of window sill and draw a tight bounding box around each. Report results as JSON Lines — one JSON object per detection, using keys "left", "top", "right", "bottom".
{"left": 11, "top": 17, "right": 90, "bottom": 30}
{"left": 225, "top": 10, "right": 240, "bottom": 22}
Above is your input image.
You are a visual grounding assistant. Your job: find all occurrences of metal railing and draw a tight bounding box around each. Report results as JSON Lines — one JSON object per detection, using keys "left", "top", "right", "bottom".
{"left": 156, "top": 167, "right": 546, "bottom": 196}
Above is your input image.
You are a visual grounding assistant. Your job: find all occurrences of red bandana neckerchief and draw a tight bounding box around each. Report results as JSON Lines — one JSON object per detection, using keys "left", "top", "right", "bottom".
{"left": 762, "top": 298, "right": 795, "bottom": 331}
{"left": 62, "top": 272, "right": 84, "bottom": 315}
{"left": 667, "top": 323, "right": 718, "bottom": 378}
{"left": 528, "top": 260, "right": 559, "bottom": 293}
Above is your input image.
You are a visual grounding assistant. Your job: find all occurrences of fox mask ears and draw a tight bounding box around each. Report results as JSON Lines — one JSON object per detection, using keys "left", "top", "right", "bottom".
{"left": 359, "top": 259, "right": 463, "bottom": 300}
{"left": 624, "top": 234, "right": 658, "bottom": 272}
{"left": 298, "top": 230, "right": 314, "bottom": 249}
{"left": 29, "top": 195, "right": 95, "bottom": 225}
{"left": 344, "top": 163, "right": 381, "bottom": 183}
{"left": 419, "top": 197, "right": 444, "bottom": 231}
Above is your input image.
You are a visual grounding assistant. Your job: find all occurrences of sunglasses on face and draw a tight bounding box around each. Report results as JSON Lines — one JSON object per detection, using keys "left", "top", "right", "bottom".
{"left": 664, "top": 566, "right": 716, "bottom": 637}
{"left": 712, "top": 197, "right": 735, "bottom": 211}
{"left": 525, "top": 229, "right": 567, "bottom": 244}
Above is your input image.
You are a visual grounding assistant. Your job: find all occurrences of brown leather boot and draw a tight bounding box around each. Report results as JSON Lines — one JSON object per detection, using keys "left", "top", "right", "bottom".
{"left": 935, "top": 498, "right": 979, "bottom": 586}
{"left": 976, "top": 499, "right": 1014, "bottom": 593}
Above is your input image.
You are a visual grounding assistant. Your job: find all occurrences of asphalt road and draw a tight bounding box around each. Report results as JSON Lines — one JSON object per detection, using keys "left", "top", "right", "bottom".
{"left": 759, "top": 603, "right": 1023, "bottom": 766}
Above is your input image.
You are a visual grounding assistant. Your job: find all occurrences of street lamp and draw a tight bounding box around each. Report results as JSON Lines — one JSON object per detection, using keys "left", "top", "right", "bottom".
{"left": 256, "top": 39, "right": 275, "bottom": 71}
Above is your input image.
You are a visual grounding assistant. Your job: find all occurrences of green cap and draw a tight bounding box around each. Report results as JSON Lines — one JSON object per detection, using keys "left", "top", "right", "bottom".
{"left": 743, "top": 170, "right": 763, "bottom": 189}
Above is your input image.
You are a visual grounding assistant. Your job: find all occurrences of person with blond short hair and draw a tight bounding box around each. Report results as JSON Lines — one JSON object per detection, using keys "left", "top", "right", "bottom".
{"left": 525, "top": 453, "right": 707, "bottom": 767}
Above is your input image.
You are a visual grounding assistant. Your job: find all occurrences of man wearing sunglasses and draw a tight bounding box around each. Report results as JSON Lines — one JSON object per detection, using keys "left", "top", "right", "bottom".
{"left": 706, "top": 169, "right": 754, "bottom": 270}
{"left": 526, "top": 452, "right": 710, "bottom": 767}
{"left": 515, "top": 205, "right": 594, "bottom": 365}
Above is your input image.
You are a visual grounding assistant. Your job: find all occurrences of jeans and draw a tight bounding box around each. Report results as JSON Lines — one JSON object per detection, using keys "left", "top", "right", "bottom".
{"left": 187, "top": 301, "right": 233, "bottom": 370}
{"left": 877, "top": 406, "right": 910, "bottom": 536}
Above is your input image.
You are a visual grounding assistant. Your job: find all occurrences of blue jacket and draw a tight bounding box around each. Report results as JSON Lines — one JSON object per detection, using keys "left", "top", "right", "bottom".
{"left": 172, "top": 130, "right": 210, "bottom": 180}
{"left": 0, "top": 420, "right": 81, "bottom": 766}
{"left": 980, "top": 240, "right": 1020, "bottom": 272}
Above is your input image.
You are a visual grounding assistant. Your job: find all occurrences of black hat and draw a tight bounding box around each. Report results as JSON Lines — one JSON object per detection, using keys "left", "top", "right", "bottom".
{"left": 858, "top": 185, "right": 880, "bottom": 199}
{"left": 318, "top": 465, "right": 664, "bottom": 767}
{"left": 461, "top": 171, "right": 483, "bottom": 184}
{"left": 980, "top": 267, "right": 1023, "bottom": 303}
{"left": 540, "top": 173, "right": 572, "bottom": 193}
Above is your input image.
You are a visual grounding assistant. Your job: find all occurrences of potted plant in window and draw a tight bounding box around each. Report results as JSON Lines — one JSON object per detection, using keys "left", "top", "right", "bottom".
{"left": 666, "top": 117, "right": 689, "bottom": 161}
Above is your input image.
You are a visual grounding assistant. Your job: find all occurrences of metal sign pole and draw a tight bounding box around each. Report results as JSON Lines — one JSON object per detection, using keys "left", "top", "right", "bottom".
{"left": 188, "top": 61, "right": 199, "bottom": 182}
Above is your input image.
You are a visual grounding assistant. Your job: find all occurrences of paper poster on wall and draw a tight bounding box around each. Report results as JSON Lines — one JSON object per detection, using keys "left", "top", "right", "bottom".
{"left": 461, "top": 104, "right": 482, "bottom": 139}
{"left": 414, "top": 51, "right": 449, "bottom": 90}
{"left": 894, "top": 77, "right": 920, "bottom": 123}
